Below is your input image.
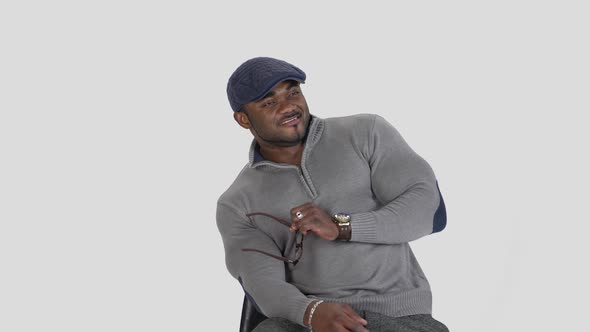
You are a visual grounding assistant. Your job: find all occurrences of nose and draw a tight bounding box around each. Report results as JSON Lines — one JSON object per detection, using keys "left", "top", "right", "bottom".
{"left": 277, "top": 98, "right": 298, "bottom": 115}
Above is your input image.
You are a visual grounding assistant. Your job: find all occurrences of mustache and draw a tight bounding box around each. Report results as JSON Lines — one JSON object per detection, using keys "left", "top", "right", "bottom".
{"left": 278, "top": 110, "right": 302, "bottom": 124}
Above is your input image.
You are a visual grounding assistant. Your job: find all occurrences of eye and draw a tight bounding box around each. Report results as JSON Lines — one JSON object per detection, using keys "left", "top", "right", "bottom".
{"left": 261, "top": 100, "right": 276, "bottom": 108}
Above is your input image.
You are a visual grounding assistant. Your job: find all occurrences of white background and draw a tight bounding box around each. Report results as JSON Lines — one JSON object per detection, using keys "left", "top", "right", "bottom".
{"left": 1, "top": 1, "right": 589, "bottom": 331}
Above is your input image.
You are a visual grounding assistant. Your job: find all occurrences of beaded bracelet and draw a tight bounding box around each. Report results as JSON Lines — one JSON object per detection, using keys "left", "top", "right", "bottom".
{"left": 307, "top": 300, "right": 324, "bottom": 331}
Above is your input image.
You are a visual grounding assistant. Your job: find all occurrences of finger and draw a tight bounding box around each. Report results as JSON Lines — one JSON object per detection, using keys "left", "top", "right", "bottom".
{"left": 329, "top": 325, "right": 349, "bottom": 332}
{"left": 289, "top": 218, "right": 300, "bottom": 232}
{"left": 291, "top": 217, "right": 308, "bottom": 233}
{"left": 301, "top": 208, "right": 328, "bottom": 234}
{"left": 290, "top": 202, "right": 313, "bottom": 219}
{"left": 290, "top": 203, "right": 314, "bottom": 230}
{"left": 339, "top": 313, "right": 369, "bottom": 331}
{"left": 299, "top": 221, "right": 318, "bottom": 235}
{"left": 351, "top": 324, "right": 369, "bottom": 332}
{"left": 296, "top": 205, "right": 320, "bottom": 225}
{"left": 299, "top": 215, "right": 340, "bottom": 240}
{"left": 298, "top": 205, "right": 333, "bottom": 228}
{"left": 339, "top": 315, "right": 368, "bottom": 332}
{"left": 290, "top": 212, "right": 306, "bottom": 232}
{"left": 342, "top": 305, "right": 368, "bottom": 325}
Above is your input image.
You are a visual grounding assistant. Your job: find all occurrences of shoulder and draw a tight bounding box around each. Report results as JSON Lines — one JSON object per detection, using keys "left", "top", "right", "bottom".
{"left": 323, "top": 113, "right": 377, "bottom": 127}
{"left": 321, "top": 113, "right": 395, "bottom": 138}
{"left": 217, "top": 163, "right": 254, "bottom": 210}
{"left": 323, "top": 113, "right": 395, "bottom": 129}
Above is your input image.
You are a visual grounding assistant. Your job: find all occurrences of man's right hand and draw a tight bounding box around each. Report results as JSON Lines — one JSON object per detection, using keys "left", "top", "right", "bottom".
{"left": 309, "top": 302, "right": 369, "bottom": 332}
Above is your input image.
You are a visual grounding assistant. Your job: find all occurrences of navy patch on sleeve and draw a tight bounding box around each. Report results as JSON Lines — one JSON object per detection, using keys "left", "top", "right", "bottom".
{"left": 433, "top": 181, "right": 447, "bottom": 233}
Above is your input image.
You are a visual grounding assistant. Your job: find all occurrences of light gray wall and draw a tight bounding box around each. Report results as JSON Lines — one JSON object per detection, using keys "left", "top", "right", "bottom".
{"left": 1, "top": 1, "right": 588, "bottom": 331}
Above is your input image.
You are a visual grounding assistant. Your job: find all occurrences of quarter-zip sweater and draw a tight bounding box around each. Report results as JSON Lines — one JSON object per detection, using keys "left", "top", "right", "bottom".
{"left": 216, "top": 114, "right": 446, "bottom": 327}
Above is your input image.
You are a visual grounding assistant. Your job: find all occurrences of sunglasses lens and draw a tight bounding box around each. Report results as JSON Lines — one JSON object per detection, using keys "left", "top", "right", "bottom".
{"left": 243, "top": 212, "right": 305, "bottom": 265}
{"left": 295, "top": 233, "right": 304, "bottom": 260}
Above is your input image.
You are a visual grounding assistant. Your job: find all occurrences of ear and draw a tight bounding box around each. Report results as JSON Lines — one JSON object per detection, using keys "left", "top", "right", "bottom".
{"left": 233, "top": 110, "right": 251, "bottom": 129}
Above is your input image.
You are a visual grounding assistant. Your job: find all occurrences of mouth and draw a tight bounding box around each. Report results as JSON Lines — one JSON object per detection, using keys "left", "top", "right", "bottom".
{"left": 279, "top": 113, "right": 302, "bottom": 126}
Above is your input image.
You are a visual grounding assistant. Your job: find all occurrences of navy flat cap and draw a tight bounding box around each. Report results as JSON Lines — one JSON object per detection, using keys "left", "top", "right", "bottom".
{"left": 226, "top": 57, "right": 306, "bottom": 112}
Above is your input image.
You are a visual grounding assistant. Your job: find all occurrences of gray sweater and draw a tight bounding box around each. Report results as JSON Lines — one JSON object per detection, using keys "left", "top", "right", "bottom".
{"left": 217, "top": 114, "right": 446, "bottom": 326}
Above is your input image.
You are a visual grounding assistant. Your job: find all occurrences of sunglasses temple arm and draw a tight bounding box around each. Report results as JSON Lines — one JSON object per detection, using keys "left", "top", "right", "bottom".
{"left": 241, "top": 248, "right": 294, "bottom": 263}
{"left": 246, "top": 212, "right": 291, "bottom": 227}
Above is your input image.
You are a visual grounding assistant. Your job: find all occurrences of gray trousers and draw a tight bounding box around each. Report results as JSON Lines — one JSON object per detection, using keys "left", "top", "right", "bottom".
{"left": 253, "top": 312, "right": 449, "bottom": 332}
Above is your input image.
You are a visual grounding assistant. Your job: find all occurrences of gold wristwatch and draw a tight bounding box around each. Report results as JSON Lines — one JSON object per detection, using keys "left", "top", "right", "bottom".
{"left": 333, "top": 213, "right": 351, "bottom": 241}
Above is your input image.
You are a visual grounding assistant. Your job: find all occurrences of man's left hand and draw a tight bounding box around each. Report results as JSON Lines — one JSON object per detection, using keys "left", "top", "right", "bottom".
{"left": 290, "top": 203, "right": 339, "bottom": 241}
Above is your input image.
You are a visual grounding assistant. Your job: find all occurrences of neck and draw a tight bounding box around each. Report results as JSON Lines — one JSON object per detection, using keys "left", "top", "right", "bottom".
{"left": 259, "top": 143, "right": 305, "bottom": 166}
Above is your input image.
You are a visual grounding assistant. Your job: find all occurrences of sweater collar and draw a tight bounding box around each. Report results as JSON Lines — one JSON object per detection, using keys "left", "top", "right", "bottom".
{"left": 248, "top": 115, "right": 324, "bottom": 167}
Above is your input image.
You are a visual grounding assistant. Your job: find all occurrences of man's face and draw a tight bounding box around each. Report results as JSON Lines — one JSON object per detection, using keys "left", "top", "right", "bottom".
{"left": 235, "top": 80, "right": 311, "bottom": 147}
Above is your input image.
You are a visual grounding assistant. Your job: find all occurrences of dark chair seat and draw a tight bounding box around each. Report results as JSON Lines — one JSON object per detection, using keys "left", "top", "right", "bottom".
{"left": 239, "top": 295, "right": 268, "bottom": 332}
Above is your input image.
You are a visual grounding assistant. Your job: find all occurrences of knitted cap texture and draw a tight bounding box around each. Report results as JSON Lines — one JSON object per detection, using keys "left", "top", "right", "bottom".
{"left": 226, "top": 57, "right": 306, "bottom": 112}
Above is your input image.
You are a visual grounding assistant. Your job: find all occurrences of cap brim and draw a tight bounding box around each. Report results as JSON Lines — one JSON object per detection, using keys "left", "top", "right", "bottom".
{"left": 252, "top": 76, "right": 306, "bottom": 102}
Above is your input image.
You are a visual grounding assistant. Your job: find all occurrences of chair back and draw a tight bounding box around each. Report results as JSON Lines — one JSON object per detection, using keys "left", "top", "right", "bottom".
{"left": 239, "top": 295, "right": 267, "bottom": 332}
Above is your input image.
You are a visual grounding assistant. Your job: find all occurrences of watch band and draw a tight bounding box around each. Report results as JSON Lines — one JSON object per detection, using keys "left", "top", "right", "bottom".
{"left": 336, "top": 224, "right": 352, "bottom": 241}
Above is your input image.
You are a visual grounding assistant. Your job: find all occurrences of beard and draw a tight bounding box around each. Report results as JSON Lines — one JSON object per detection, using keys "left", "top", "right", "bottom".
{"left": 248, "top": 112, "right": 310, "bottom": 147}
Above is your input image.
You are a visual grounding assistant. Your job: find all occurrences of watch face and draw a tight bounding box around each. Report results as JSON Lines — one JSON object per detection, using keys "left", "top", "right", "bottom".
{"left": 334, "top": 213, "right": 351, "bottom": 224}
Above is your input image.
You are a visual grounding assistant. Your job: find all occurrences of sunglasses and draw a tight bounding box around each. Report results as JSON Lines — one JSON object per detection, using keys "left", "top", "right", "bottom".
{"left": 241, "top": 212, "right": 305, "bottom": 266}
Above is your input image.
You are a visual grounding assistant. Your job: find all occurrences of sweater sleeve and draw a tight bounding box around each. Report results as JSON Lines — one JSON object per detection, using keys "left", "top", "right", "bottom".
{"left": 350, "top": 114, "right": 447, "bottom": 244}
{"left": 216, "top": 201, "right": 315, "bottom": 326}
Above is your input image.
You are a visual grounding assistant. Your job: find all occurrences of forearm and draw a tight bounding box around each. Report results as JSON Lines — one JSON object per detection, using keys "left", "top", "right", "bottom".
{"left": 349, "top": 115, "right": 447, "bottom": 244}
{"left": 240, "top": 274, "right": 315, "bottom": 325}
{"left": 302, "top": 299, "right": 321, "bottom": 328}
{"left": 350, "top": 178, "right": 446, "bottom": 244}
{"left": 217, "top": 202, "right": 315, "bottom": 326}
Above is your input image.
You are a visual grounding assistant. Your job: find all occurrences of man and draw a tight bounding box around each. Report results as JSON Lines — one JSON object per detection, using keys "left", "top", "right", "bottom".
{"left": 217, "top": 57, "right": 448, "bottom": 332}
